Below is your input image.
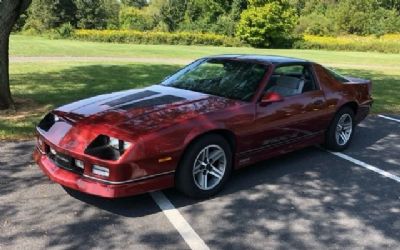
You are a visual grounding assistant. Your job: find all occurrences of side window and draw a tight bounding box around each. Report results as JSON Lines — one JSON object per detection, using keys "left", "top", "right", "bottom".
{"left": 274, "top": 65, "right": 303, "bottom": 75}
{"left": 265, "top": 64, "right": 318, "bottom": 97}
{"left": 302, "top": 66, "right": 318, "bottom": 93}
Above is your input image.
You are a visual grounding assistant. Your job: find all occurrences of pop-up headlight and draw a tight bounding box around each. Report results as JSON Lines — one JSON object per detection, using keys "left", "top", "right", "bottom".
{"left": 108, "top": 136, "right": 132, "bottom": 153}
{"left": 38, "top": 113, "right": 60, "bottom": 131}
{"left": 84, "top": 135, "right": 132, "bottom": 161}
{"left": 54, "top": 114, "right": 60, "bottom": 122}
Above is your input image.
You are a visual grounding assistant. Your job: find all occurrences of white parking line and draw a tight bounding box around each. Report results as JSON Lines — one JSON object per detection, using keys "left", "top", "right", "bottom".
{"left": 329, "top": 151, "right": 400, "bottom": 183}
{"left": 150, "top": 191, "right": 210, "bottom": 250}
{"left": 378, "top": 115, "right": 400, "bottom": 123}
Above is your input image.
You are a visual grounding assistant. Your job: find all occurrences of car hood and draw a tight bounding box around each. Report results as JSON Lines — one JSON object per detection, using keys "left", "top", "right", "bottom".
{"left": 55, "top": 85, "right": 241, "bottom": 135}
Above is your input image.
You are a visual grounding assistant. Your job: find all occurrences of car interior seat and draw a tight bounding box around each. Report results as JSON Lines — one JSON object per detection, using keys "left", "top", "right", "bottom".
{"left": 267, "top": 75, "right": 304, "bottom": 96}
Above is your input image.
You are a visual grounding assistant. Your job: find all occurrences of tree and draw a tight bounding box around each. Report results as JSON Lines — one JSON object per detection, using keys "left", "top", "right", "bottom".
{"left": 74, "top": 0, "right": 107, "bottom": 29}
{"left": 119, "top": 6, "right": 154, "bottom": 30}
{"left": 236, "top": 2, "right": 297, "bottom": 48}
{"left": 24, "top": 0, "right": 76, "bottom": 31}
{"left": 0, "top": 0, "right": 32, "bottom": 110}
{"left": 159, "top": 0, "right": 187, "bottom": 31}
{"left": 103, "top": 0, "right": 121, "bottom": 29}
{"left": 121, "top": 0, "right": 147, "bottom": 8}
{"left": 180, "top": 0, "right": 225, "bottom": 32}
{"left": 178, "top": 0, "right": 247, "bottom": 36}
{"left": 379, "top": 0, "right": 400, "bottom": 11}
{"left": 230, "top": 0, "right": 247, "bottom": 20}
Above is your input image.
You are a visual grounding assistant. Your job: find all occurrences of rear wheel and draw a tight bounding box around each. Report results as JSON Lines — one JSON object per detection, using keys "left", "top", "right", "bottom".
{"left": 176, "top": 135, "right": 232, "bottom": 199}
{"left": 325, "top": 107, "right": 355, "bottom": 151}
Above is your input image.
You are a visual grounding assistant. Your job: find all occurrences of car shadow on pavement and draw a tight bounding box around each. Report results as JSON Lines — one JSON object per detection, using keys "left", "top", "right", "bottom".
{"left": 161, "top": 116, "right": 400, "bottom": 249}
{"left": 64, "top": 188, "right": 160, "bottom": 217}
{"left": 163, "top": 146, "right": 400, "bottom": 249}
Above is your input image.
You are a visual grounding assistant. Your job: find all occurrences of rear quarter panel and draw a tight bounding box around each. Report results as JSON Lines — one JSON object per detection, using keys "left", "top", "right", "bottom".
{"left": 313, "top": 64, "right": 372, "bottom": 123}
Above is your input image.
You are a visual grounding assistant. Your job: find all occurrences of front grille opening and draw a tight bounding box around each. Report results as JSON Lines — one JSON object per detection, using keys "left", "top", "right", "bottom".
{"left": 38, "top": 113, "right": 56, "bottom": 131}
{"left": 47, "top": 146, "right": 84, "bottom": 174}
{"left": 84, "top": 135, "right": 121, "bottom": 161}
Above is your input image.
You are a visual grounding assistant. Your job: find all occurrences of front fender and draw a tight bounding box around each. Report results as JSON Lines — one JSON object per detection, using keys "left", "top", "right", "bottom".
{"left": 183, "top": 119, "right": 228, "bottom": 147}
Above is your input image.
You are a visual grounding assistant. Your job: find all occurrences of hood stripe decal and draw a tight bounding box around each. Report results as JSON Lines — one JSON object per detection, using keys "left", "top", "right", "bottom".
{"left": 118, "top": 95, "right": 186, "bottom": 110}
{"left": 103, "top": 90, "right": 159, "bottom": 107}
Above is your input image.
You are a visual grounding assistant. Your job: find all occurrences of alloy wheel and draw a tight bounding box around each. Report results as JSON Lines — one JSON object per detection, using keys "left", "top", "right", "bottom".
{"left": 335, "top": 113, "right": 353, "bottom": 146}
{"left": 192, "top": 144, "right": 227, "bottom": 191}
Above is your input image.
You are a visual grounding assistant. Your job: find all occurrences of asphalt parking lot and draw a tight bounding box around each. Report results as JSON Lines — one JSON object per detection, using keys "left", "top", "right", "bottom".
{"left": 1, "top": 115, "right": 399, "bottom": 250}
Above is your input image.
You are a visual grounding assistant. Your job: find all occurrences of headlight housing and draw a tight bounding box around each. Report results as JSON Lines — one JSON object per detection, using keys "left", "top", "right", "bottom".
{"left": 109, "top": 137, "right": 132, "bottom": 152}
{"left": 84, "top": 135, "right": 132, "bottom": 161}
{"left": 38, "top": 113, "right": 60, "bottom": 131}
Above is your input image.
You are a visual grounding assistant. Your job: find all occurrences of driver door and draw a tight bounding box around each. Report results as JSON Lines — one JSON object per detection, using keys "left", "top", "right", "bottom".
{"left": 249, "top": 63, "right": 329, "bottom": 158}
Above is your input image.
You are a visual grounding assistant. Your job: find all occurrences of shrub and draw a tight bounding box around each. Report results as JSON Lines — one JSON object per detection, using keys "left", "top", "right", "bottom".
{"left": 56, "top": 23, "right": 74, "bottom": 38}
{"left": 294, "top": 34, "right": 400, "bottom": 53}
{"left": 236, "top": 2, "right": 298, "bottom": 48}
{"left": 119, "top": 6, "right": 154, "bottom": 31}
{"left": 295, "top": 13, "right": 335, "bottom": 36}
{"left": 72, "top": 29, "right": 244, "bottom": 47}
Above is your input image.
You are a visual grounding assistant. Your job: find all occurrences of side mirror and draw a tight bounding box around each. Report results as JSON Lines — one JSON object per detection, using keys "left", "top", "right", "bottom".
{"left": 260, "top": 92, "right": 283, "bottom": 106}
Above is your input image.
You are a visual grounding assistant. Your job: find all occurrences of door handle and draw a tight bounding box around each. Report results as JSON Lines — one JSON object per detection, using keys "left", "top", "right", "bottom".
{"left": 313, "top": 100, "right": 324, "bottom": 106}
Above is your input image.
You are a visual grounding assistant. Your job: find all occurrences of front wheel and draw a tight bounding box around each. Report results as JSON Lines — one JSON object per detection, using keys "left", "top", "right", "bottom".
{"left": 176, "top": 135, "right": 232, "bottom": 199}
{"left": 325, "top": 107, "right": 355, "bottom": 151}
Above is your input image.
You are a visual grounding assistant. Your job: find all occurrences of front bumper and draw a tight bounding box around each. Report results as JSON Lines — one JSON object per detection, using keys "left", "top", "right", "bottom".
{"left": 33, "top": 147, "right": 174, "bottom": 198}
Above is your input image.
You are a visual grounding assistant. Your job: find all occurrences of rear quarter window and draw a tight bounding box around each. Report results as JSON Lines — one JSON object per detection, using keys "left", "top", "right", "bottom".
{"left": 326, "top": 68, "right": 349, "bottom": 82}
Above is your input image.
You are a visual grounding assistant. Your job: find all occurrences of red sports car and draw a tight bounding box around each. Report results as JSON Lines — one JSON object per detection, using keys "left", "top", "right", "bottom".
{"left": 34, "top": 55, "right": 373, "bottom": 198}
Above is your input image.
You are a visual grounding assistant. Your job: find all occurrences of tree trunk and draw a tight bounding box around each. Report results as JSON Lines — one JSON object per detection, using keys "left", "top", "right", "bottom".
{"left": 0, "top": 31, "right": 13, "bottom": 110}
{"left": 0, "top": 0, "right": 32, "bottom": 110}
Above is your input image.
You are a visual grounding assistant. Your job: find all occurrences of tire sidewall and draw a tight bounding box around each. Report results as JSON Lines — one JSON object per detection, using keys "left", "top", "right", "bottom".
{"left": 176, "top": 134, "right": 232, "bottom": 199}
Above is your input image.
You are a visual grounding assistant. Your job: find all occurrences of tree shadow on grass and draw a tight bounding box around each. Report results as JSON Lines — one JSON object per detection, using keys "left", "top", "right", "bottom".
{"left": 10, "top": 63, "right": 181, "bottom": 108}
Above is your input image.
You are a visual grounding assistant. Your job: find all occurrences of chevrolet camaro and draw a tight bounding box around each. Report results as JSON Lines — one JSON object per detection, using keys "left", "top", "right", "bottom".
{"left": 34, "top": 55, "right": 373, "bottom": 198}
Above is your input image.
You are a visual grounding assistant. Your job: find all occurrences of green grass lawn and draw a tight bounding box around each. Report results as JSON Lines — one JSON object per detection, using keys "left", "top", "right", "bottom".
{"left": 10, "top": 35, "right": 400, "bottom": 68}
{"left": 1, "top": 35, "right": 399, "bottom": 140}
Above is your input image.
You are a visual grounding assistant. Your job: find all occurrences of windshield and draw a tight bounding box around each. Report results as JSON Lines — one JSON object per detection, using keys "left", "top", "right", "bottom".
{"left": 161, "top": 59, "right": 267, "bottom": 101}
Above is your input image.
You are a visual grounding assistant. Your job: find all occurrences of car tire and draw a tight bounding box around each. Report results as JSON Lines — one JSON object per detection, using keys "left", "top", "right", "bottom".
{"left": 325, "top": 107, "right": 355, "bottom": 151}
{"left": 176, "top": 134, "right": 232, "bottom": 199}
